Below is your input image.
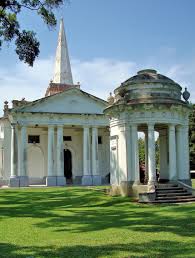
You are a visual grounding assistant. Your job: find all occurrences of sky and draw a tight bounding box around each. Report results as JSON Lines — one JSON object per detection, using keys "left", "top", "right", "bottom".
{"left": 0, "top": 0, "right": 195, "bottom": 115}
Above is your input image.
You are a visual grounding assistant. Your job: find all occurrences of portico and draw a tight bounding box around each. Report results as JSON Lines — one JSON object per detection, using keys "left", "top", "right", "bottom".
{"left": 9, "top": 113, "right": 109, "bottom": 187}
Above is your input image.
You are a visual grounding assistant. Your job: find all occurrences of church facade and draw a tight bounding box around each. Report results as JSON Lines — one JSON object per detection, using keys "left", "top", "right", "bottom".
{"left": 0, "top": 19, "right": 192, "bottom": 198}
{"left": 0, "top": 19, "right": 110, "bottom": 187}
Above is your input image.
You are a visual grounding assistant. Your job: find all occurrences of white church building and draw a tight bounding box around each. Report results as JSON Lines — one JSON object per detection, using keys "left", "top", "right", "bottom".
{"left": 0, "top": 19, "right": 192, "bottom": 200}
{"left": 0, "top": 19, "right": 110, "bottom": 187}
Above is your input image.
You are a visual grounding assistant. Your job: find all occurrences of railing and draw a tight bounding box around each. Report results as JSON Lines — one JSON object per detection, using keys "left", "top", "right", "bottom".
{"left": 178, "top": 181, "right": 195, "bottom": 195}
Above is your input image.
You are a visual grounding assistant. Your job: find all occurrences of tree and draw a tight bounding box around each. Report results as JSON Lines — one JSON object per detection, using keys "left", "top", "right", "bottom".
{"left": 189, "top": 104, "right": 195, "bottom": 170}
{"left": 0, "top": 0, "right": 65, "bottom": 66}
{"left": 138, "top": 137, "right": 160, "bottom": 168}
{"left": 138, "top": 137, "right": 145, "bottom": 164}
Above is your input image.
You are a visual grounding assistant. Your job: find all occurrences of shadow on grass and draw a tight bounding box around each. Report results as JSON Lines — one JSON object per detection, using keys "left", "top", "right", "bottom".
{"left": 0, "top": 187, "right": 195, "bottom": 238}
{"left": 1, "top": 240, "right": 195, "bottom": 258}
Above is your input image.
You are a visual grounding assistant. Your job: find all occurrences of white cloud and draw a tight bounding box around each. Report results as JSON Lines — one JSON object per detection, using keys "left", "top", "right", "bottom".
{"left": 166, "top": 64, "right": 195, "bottom": 102}
{"left": 0, "top": 57, "right": 53, "bottom": 115}
{"left": 72, "top": 58, "right": 137, "bottom": 99}
{"left": 0, "top": 57, "right": 137, "bottom": 116}
{"left": 0, "top": 56, "right": 194, "bottom": 117}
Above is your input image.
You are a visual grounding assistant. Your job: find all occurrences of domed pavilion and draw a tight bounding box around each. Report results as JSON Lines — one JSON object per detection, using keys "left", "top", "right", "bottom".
{"left": 104, "top": 69, "right": 191, "bottom": 197}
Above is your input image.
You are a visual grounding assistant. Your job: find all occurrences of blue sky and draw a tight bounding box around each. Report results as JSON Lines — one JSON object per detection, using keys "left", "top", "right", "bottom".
{"left": 0, "top": 0, "right": 195, "bottom": 113}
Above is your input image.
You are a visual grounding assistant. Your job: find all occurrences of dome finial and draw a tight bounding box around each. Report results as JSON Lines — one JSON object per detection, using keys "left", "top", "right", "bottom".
{"left": 183, "top": 87, "right": 190, "bottom": 103}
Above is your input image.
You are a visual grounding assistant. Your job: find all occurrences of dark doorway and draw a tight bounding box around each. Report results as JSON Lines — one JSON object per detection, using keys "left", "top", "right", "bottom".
{"left": 64, "top": 149, "right": 72, "bottom": 184}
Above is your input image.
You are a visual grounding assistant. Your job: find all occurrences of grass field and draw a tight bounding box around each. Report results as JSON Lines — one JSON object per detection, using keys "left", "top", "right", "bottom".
{"left": 0, "top": 186, "right": 195, "bottom": 258}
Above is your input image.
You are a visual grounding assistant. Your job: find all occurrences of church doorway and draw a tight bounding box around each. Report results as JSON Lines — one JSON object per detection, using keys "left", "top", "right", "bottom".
{"left": 64, "top": 149, "right": 72, "bottom": 184}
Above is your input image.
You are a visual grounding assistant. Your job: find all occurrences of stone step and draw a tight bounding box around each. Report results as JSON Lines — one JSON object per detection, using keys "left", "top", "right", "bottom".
{"left": 156, "top": 184, "right": 179, "bottom": 188}
{"left": 156, "top": 189, "right": 187, "bottom": 194}
{"left": 156, "top": 195, "right": 195, "bottom": 200}
{"left": 152, "top": 198, "right": 195, "bottom": 204}
{"left": 156, "top": 187, "right": 183, "bottom": 191}
{"left": 139, "top": 183, "right": 195, "bottom": 204}
{"left": 156, "top": 192, "right": 191, "bottom": 197}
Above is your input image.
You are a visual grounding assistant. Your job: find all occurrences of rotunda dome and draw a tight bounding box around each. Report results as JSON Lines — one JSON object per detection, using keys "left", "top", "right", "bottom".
{"left": 113, "top": 69, "right": 186, "bottom": 105}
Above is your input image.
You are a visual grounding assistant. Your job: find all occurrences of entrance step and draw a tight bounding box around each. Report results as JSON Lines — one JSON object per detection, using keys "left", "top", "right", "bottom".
{"left": 151, "top": 198, "right": 195, "bottom": 204}
{"left": 156, "top": 189, "right": 187, "bottom": 194}
{"left": 156, "top": 195, "right": 195, "bottom": 200}
{"left": 156, "top": 184, "right": 178, "bottom": 188}
{"left": 139, "top": 183, "right": 195, "bottom": 204}
{"left": 156, "top": 192, "right": 191, "bottom": 197}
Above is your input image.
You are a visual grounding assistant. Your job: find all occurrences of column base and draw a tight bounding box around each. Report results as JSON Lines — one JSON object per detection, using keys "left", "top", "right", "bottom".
{"left": 9, "top": 176, "right": 20, "bottom": 187}
{"left": 133, "top": 180, "right": 141, "bottom": 186}
{"left": 147, "top": 181, "right": 156, "bottom": 192}
{"left": 110, "top": 181, "right": 148, "bottom": 197}
{"left": 82, "top": 175, "right": 93, "bottom": 186}
{"left": 46, "top": 176, "right": 57, "bottom": 186}
{"left": 92, "top": 175, "right": 102, "bottom": 186}
{"left": 19, "top": 176, "right": 29, "bottom": 187}
{"left": 56, "top": 176, "right": 66, "bottom": 186}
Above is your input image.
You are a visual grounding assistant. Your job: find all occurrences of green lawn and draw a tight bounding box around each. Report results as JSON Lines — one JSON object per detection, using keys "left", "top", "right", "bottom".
{"left": 1, "top": 187, "right": 195, "bottom": 258}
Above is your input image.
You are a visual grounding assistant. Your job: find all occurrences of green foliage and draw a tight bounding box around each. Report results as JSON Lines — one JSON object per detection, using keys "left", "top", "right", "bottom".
{"left": 138, "top": 137, "right": 145, "bottom": 164}
{"left": 138, "top": 137, "right": 160, "bottom": 169}
{"left": 189, "top": 104, "right": 195, "bottom": 169}
{"left": 0, "top": 0, "right": 64, "bottom": 66}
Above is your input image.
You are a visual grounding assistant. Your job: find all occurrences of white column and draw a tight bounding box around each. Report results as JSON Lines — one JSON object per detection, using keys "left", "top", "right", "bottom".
{"left": 148, "top": 124, "right": 156, "bottom": 184}
{"left": 183, "top": 125, "right": 190, "bottom": 182}
{"left": 168, "top": 124, "right": 177, "bottom": 181}
{"left": 9, "top": 124, "right": 19, "bottom": 187}
{"left": 20, "top": 126, "right": 27, "bottom": 176}
{"left": 131, "top": 124, "right": 139, "bottom": 183}
{"left": 176, "top": 126, "right": 184, "bottom": 181}
{"left": 144, "top": 131, "right": 148, "bottom": 182}
{"left": 159, "top": 129, "right": 169, "bottom": 180}
{"left": 47, "top": 125, "right": 56, "bottom": 186}
{"left": 19, "top": 126, "right": 29, "bottom": 186}
{"left": 92, "top": 127, "right": 101, "bottom": 185}
{"left": 82, "top": 126, "right": 92, "bottom": 185}
{"left": 92, "top": 127, "right": 98, "bottom": 175}
{"left": 56, "top": 125, "right": 66, "bottom": 186}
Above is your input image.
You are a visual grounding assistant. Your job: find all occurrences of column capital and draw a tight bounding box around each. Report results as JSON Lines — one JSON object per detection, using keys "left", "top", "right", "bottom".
{"left": 48, "top": 125, "right": 55, "bottom": 129}
{"left": 168, "top": 124, "right": 176, "bottom": 131}
{"left": 176, "top": 125, "right": 183, "bottom": 132}
{"left": 131, "top": 124, "right": 138, "bottom": 130}
{"left": 182, "top": 124, "right": 189, "bottom": 130}
{"left": 83, "top": 125, "right": 90, "bottom": 129}
{"left": 119, "top": 124, "right": 130, "bottom": 132}
{"left": 148, "top": 123, "right": 155, "bottom": 131}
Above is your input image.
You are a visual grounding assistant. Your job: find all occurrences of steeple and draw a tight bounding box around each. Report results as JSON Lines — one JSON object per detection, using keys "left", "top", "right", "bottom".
{"left": 45, "top": 19, "right": 80, "bottom": 96}
{"left": 53, "top": 18, "right": 73, "bottom": 84}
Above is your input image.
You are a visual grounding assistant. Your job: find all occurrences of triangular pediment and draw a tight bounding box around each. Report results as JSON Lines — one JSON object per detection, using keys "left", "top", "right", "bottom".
{"left": 13, "top": 88, "right": 108, "bottom": 115}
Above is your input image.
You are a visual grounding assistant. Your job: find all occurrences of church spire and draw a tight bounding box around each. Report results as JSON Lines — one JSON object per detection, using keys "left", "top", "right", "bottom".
{"left": 53, "top": 18, "right": 73, "bottom": 84}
